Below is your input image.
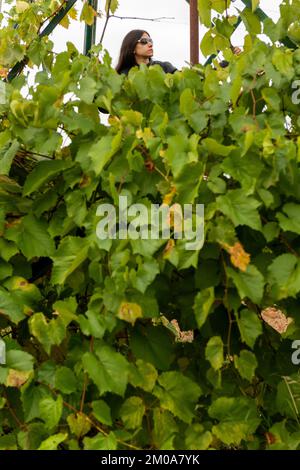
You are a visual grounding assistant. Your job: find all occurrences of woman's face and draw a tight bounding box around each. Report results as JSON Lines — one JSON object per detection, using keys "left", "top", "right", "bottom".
{"left": 134, "top": 32, "right": 153, "bottom": 59}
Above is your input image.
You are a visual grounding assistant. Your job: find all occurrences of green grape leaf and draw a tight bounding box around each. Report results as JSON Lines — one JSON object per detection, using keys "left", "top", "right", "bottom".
{"left": 153, "top": 371, "right": 202, "bottom": 423}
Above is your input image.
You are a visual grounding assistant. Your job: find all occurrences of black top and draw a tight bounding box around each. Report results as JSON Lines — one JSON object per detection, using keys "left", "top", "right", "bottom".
{"left": 119, "top": 59, "right": 177, "bottom": 75}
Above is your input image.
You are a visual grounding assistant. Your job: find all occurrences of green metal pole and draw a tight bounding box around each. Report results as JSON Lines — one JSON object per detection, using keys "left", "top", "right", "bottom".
{"left": 84, "top": 0, "right": 98, "bottom": 55}
{"left": 7, "top": 0, "right": 78, "bottom": 81}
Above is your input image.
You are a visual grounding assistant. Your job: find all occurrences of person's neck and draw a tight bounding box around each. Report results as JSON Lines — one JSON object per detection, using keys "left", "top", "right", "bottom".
{"left": 135, "top": 56, "right": 150, "bottom": 66}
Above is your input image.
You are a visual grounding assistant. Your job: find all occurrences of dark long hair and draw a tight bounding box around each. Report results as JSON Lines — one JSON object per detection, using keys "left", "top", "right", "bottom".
{"left": 115, "top": 29, "right": 150, "bottom": 74}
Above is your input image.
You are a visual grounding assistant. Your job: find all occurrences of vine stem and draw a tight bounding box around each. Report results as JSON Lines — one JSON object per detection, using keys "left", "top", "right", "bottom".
{"left": 79, "top": 374, "right": 88, "bottom": 413}
{"left": 17, "top": 148, "right": 53, "bottom": 160}
{"left": 279, "top": 234, "right": 300, "bottom": 258}
{"left": 109, "top": 15, "right": 175, "bottom": 22}
{"left": 99, "top": 0, "right": 112, "bottom": 44}
{"left": 136, "top": 144, "right": 170, "bottom": 182}
{"left": 38, "top": 1, "right": 67, "bottom": 34}
{"left": 4, "top": 391, "right": 27, "bottom": 430}
{"left": 37, "top": 379, "right": 141, "bottom": 450}
{"left": 154, "top": 166, "right": 169, "bottom": 182}
{"left": 282, "top": 376, "right": 300, "bottom": 426}
{"left": 221, "top": 250, "right": 233, "bottom": 358}
{"left": 80, "top": 336, "right": 94, "bottom": 412}
{"left": 261, "top": 214, "right": 299, "bottom": 257}
{"left": 250, "top": 89, "right": 257, "bottom": 121}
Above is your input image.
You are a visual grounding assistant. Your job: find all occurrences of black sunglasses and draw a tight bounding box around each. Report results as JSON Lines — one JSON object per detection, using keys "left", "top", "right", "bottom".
{"left": 137, "top": 37, "right": 153, "bottom": 45}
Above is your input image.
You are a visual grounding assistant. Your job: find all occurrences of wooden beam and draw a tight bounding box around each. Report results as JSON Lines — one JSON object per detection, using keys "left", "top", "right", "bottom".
{"left": 190, "top": 0, "right": 199, "bottom": 65}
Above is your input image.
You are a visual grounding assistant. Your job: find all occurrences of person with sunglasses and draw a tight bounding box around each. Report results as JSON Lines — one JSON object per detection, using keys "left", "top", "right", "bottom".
{"left": 116, "top": 29, "right": 177, "bottom": 75}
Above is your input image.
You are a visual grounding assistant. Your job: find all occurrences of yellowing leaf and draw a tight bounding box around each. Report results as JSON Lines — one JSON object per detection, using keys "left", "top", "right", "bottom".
{"left": 68, "top": 6, "right": 78, "bottom": 20}
{"left": 16, "top": 1, "right": 30, "bottom": 13}
{"left": 108, "top": 115, "right": 121, "bottom": 127}
{"left": 121, "top": 110, "right": 143, "bottom": 127}
{"left": 228, "top": 15, "right": 238, "bottom": 26}
{"left": 29, "top": 312, "right": 66, "bottom": 354}
{"left": 163, "top": 186, "right": 177, "bottom": 206}
{"left": 67, "top": 413, "right": 91, "bottom": 438}
{"left": 136, "top": 128, "right": 154, "bottom": 144}
{"left": 6, "top": 369, "right": 31, "bottom": 388}
{"left": 80, "top": 1, "right": 97, "bottom": 26}
{"left": 106, "top": 0, "right": 119, "bottom": 14}
{"left": 59, "top": 15, "right": 70, "bottom": 29}
{"left": 223, "top": 242, "right": 251, "bottom": 272}
{"left": 118, "top": 302, "right": 142, "bottom": 325}
{"left": 163, "top": 239, "right": 175, "bottom": 258}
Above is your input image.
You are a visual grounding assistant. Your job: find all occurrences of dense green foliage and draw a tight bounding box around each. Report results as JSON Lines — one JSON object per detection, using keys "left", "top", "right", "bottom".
{"left": 1, "top": 0, "right": 300, "bottom": 450}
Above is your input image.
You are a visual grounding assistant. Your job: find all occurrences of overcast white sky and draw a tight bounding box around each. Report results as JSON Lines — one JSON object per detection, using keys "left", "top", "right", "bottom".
{"left": 1, "top": 0, "right": 282, "bottom": 68}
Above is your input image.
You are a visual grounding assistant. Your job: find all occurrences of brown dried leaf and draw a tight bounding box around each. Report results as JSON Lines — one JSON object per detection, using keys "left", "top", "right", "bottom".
{"left": 170, "top": 319, "right": 194, "bottom": 343}
{"left": 261, "top": 307, "right": 293, "bottom": 334}
{"left": 79, "top": 174, "right": 91, "bottom": 188}
{"left": 144, "top": 159, "right": 155, "bottom": 172}
{"left": 4, "top": 219, "right": 21, "bottom": 230}
{"left": 177, "top": 330, "right": 194, "bottom": 343}
{"left": 0, "top": 68, "right": 8, "bottom": 79}
{"left": 265, "top": 432, "right": 277, "bottom": 445}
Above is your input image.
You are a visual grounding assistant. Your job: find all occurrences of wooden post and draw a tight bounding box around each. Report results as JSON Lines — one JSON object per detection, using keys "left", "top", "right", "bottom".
{"left": 190, "top": 0, "right": 199, "bottom": 65}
